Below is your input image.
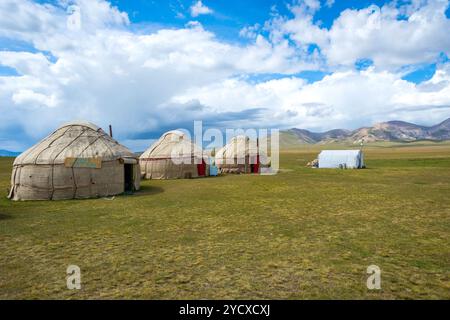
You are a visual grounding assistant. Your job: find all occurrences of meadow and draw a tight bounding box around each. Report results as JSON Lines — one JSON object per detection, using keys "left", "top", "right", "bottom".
{"left": 0, "top": 143, "right": 449, "bottom": 299}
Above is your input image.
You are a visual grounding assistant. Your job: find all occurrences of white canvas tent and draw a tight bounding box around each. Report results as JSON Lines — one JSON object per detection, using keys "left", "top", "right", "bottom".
{"left": 8, "top": 121, "right": 140, "bottom": 201}
{"left": 140, "top": 130, "right": 209, "bottom": 179}
{"left": 318, "top": 150, "right": 365, "bottom": 169}
{"left": 215, "top": 135, "right": 268, "bottom": 174}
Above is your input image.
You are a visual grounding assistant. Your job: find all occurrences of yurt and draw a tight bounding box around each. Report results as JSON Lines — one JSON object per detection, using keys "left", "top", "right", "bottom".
{"left": 8, "top": 121, "right": 140, "bottom": 201}
{"left": 140, "top": 130, "right": 208, "bottom": 179}
{"left": 318, "top": 150, "right": 365, "bottom": 169}
{"left": 215, "top": 135, "right": 268, "bottom": 174}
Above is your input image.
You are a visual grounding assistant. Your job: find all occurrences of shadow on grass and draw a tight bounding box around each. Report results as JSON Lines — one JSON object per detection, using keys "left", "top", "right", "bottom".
{"left": 0, "top": 213, "right": 13, "bottom": 220}
{"left": 204, "top": 174, "right": 227, "bottom": 179}
{"left": 133, "top": 185, "right": 165, "bottom": 196}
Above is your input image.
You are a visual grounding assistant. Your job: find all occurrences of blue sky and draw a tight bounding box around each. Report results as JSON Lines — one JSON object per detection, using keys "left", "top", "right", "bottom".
{"left": 1, "top": 0, "right": 450, "bottom": 151}
{"left": 110, "top": 0, "right": 389, "bottom": 31}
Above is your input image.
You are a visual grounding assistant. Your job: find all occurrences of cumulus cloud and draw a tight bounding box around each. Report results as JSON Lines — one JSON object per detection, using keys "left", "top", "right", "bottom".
{"left": 269, "top": 0, "right": 450, "bottom": 70}
{"left": 172, "top": 66, "right": 450, "bottom": 130}
{"left": 325, "top": 0, "right": 335, "bottom": 8}
{"left": 239, "top": 23, "right": 261, "bottom": 39}
{"left": 190, "top": 1, "right": 213, "bottom": 17}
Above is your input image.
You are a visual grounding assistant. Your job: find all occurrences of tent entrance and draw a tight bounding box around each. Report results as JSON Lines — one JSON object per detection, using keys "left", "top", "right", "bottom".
{"left": 251, "top": 155, "right": 260, "bottom": 173}
{"left": 124, "top": 164, "right": 134, "bottom": 192}
{"left": 197, "top": 160, "right": 206, "bottom": 176}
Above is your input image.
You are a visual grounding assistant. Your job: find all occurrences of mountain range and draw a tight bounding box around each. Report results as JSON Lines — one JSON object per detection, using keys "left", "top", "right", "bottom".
{"left": 283, "top": 118, "right": 450, "bottom": 145}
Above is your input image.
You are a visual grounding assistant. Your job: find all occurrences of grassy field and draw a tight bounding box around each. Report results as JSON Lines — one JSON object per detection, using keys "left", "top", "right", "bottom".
{"left": 0, "top": 144, "right": 449, "bottom": 299}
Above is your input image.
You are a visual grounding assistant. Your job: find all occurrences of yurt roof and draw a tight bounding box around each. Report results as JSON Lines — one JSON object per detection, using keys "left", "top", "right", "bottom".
{"left": 140, "top": 130, "right": 205, "bottom": 160}
{"left": 216, "top": 135, "right": 261, "bottom": 159}
{"left": 59, "top": 120, "right": 101, "bottom": 132}
{"left": 14, "top": 121, "right": 136, "bottom": 166}
{"left": 230, "top": 135, "right": 250, "bottom": 142}
{"left": 161, "top": 130, "right": 186, "bottom": 139}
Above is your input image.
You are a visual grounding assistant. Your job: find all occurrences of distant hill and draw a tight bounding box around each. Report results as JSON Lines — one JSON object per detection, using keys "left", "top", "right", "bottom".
{"left": 283, "top": 118, "right": 450, "bottom": 146}
{"left": 0, "top": 150, "right": 20, "bottom": 157}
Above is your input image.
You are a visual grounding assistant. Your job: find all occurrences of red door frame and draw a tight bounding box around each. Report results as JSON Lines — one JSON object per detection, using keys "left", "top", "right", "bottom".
{"left": 197, "top": 159, "right": 206, "bottom": 176}
{"left": 252, "top": 155, "right": 260, "bottom": 173}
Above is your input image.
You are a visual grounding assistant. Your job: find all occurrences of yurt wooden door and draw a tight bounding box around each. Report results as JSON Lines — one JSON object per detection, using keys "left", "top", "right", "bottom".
{"left": 197, "top": 160, "right": 206, "bottom": 176}
{"left": 251, "top": 155, "right": 260, "bottom": 173}
{"left": 124, "top": 164, "right": 134, "bottom": 191}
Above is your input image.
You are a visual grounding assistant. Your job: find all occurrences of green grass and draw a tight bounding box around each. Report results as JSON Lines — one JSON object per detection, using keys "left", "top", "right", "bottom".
{"left": 0, "top": 145, "right": 449, "bottom": 299}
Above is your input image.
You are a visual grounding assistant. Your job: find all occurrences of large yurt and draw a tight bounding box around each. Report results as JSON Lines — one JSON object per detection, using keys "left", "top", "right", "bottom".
{"left": 215, "top": 135, "right": 268, "bottom": 174}
{"left": 8, "top": 121, "right": 140, "bottom": 201}
{"left": 140, "top": 130, "right": 208, "bottom": 179}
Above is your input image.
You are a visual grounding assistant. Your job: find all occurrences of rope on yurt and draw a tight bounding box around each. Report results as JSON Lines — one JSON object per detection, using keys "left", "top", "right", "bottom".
{"left": 99, "top": 131, "right": 128, "bottom": 193}
{"left": 7, "top": 166, "right": 18, "bottom": 199}
{"left": 98, "top": 134, "right": 116, "bottom": 159}
{"left": 16, "top": 126, "right": 68, "bottom": 166}
{"left": 49, "top": 127, "right": 87, "bottom": 200}
{"left": 71, "top": 165, "right": 78, "bottom": 199}
{"left": 70, "top": 132, "right": 104, "bottom": 198}
{"left": 32, "top": 125, "right": 73, "bottom": 165}
{"left": 145, "top": 156, "right": 149, "bottom": 179}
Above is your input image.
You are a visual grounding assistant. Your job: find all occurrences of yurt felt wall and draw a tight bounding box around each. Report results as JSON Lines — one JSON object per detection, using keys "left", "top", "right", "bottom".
{"left": 8, "top": 121, "right": 140, "bottom": 201}
{"left": 215, "top": 135, "right": 268, "bottom": 174}
{"left": 140, "top": 130, "right": 209, "bottom": 179}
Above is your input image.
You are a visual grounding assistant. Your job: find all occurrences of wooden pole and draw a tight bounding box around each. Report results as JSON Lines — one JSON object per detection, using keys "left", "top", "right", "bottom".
{"left": 109, "top": 125, "right": 113, "bottom": 138}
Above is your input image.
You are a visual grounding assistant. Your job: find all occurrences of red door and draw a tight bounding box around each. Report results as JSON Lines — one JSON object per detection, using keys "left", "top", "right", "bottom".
{"left": 197, "top": 160, "right": 206, "bottom": 176}
{"left": 252, "top": 155, "right": 260, "bottom": 173}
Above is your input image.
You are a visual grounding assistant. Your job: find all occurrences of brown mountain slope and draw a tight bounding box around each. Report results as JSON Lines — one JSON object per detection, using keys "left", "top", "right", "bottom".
{"left": 284, "top": 117, "right": 450, "bottom": 144}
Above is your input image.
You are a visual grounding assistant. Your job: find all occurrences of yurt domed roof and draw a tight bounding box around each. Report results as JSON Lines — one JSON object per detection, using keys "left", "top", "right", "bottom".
{"left": 140, "top": 130, "right": 205, "bottom": 160}
{"left": 216, "top": 135, "right": 261, "bottom": 160}
{"left": 230, "top": 135, "right": 249, "bottom": 142}
{"left": 14, "top": 121, "right": 136, "bottom": 166}
{"left": 162, "top": 130, "right": 187, "bottom": 138}
{"left": 59, "top": 120, "right": 101, "bottom": 131}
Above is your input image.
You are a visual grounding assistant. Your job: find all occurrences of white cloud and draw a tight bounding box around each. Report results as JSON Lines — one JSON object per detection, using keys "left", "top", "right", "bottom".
{"left": 12, "top": 89, "right": 59, "bottom": 108}
{"left": 173, "top": 66, "right": 450, "bottom": 130}
{"left": 0, "top": 51, "right": 51, "bottom": 75}
{"left": 239, "top": 24, "right": 261, "bottom": 39}
{"left": 326, "top": 2, "right": 450, "bottom": 69}
{"left": 190, "top": 1, "right": 213, "bottom": 17}
{"left": 269, "top": 0, "right": 450, "bottom": 70}
{"left": 302, "top": 0, "right": 321, "bottom": 12}
{"left": 0, "top": 0, "right": 129, "bottom": 47}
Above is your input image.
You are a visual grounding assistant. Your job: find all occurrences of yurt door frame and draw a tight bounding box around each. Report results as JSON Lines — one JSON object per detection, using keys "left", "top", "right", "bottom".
{"left": 251, "top": 155, "right": 260, "bottom": 173}
{"left": 197, "top": 159, "right": 206, "bottom": 177}
{"left": 124, "top": 164, "right": 134, "bottom": 191}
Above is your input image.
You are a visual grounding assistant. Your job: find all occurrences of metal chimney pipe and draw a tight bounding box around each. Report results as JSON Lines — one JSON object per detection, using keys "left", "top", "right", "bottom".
{"left": 109, "top": 125, "right": 113, "bottom": 138}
